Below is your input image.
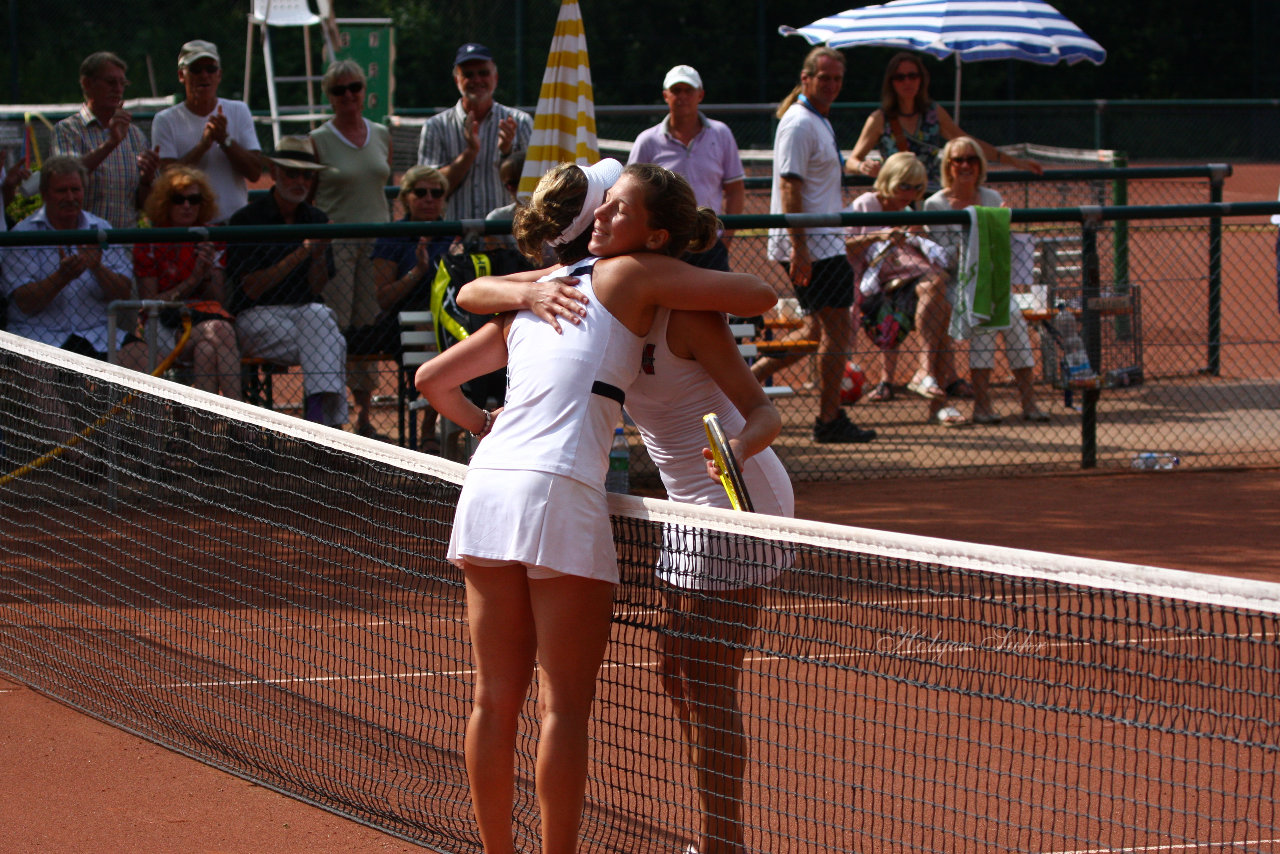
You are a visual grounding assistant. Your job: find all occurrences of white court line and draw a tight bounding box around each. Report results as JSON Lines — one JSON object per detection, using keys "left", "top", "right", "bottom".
{"left": 1045, "top": 837, "right": 1280, "bottom": 853}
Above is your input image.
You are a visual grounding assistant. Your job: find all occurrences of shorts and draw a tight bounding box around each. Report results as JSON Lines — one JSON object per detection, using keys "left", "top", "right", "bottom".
{"left": 968, "top": 307, "right": 1036, "bottom": 371}
{"left": 682, "top": 238, "right": 731, "bottom": 272}
{"left": 448, "top": 468, "right": 618, "bottom": 583}
{"left": 787, "top": 254, "right": 854, "bottom": 312}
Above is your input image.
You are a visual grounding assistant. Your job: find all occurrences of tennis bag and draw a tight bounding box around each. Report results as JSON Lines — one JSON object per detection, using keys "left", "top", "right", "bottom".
{"left": 431, "top": 248, "right": 532, "bottom": 406}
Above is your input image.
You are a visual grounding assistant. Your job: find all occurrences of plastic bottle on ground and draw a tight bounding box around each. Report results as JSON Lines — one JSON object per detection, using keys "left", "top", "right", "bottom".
{"left": 606, "top": 427, "right": 630, "bottom": 493}
{"left": 1131, "top": 452, "right": 1180, "bottom": 471}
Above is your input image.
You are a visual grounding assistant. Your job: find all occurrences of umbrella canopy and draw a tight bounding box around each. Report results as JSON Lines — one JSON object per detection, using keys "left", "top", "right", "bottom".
{"left": 780, "top": 0, "right": 1105, "bottom": 120}
{"left": 518, "top": 0, "right": 600, "bottom": 200}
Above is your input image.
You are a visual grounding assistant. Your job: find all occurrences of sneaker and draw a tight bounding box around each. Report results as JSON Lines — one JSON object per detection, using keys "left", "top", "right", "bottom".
{"left": 813, "top": 410, "right": 876, "bottom": 443}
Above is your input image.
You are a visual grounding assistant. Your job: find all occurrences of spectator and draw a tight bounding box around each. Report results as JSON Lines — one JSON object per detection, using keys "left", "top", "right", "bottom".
{"left": 762, "top": 47, "right": 876, "bottom": 444}
{"left": 151, "top": 40, "right": 263, "bottom": 224}
{"left": 371, "top": 165, "right": 454, "bottom": 451}
{"left": 310, "top": 59, "right": 393, "bottom": 441}
{"left": 417, "top": 43, "right": 532, "bottom": 221}
{"left": 628, "top": 64, "right": 745, "bottom": 271}
{"left": 845, "top": 152, "right": 962, "bottom": 427}
{"left": 52, "top": 52, "right": 160, "bottom": 229}
{"left": 120, "top": 166, "right": 241, "bottom": 400}
{"left": 923, "top": 137, "right": 1049, "bottom": 424}
{"left": 2, "top": 156, "right": 133, "bottom": 358}
{"left": 846, "top": 51, "right": 1042, "bottom": 191}
{"left": 225, "top": 136, "right": 347, "bottom": 428}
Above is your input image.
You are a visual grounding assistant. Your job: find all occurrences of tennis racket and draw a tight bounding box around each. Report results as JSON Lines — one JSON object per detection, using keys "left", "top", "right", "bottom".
{"left": 703, "top": 413, "right": 754, "bottom": 512}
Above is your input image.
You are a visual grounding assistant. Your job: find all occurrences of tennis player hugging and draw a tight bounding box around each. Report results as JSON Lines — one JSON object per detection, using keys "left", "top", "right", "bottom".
{"left": 415, "top": 159, "right": 777, "bottom": 854}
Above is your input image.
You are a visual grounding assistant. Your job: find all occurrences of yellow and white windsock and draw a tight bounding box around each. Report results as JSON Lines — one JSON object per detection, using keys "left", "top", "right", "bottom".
{"left": 517, "top": 0, "right": 599, "bottom": 200}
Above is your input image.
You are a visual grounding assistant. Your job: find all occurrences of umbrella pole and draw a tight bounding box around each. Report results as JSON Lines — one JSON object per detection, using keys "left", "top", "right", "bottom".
{"left": 953, "top": 54, "right": 962, "bottom": 124}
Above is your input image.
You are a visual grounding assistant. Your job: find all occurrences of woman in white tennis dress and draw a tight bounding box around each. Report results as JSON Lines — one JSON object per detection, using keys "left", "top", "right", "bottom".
{"left": 415, "top": 160, "right": 776, "bottom": 854}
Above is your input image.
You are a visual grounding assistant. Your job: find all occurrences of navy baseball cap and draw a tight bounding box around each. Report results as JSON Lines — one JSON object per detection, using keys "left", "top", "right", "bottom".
{"left": 454, "top": 43, "right": 493, "bottom": 67}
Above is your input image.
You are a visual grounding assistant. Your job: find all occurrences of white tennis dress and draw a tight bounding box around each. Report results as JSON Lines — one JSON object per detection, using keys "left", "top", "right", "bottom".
{"left": 626, "top": 308, "right": 795, "bottom": 590}
{"left": 448, "top": 259, "right": 643, "bottom": 582}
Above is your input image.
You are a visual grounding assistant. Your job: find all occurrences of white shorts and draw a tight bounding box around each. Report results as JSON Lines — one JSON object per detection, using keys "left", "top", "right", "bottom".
{"left": 968, "top": 307, "right": 1036, "bottom": 372}
{"left": 448, "top": 468, "right": 618, "bottom": 583}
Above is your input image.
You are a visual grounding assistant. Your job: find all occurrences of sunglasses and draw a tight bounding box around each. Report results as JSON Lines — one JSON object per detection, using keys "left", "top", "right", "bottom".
{"left": 410, "top": 187, "right": 445, "bottom": 199}
{"left": 950, "top": 155, "right": 981, "bottom": 166}
{"left": 187, "top": 63, "right": 219, "bottom": 75}
{"left": 170, "top": 192, "right": 204, "bottom": 206}
{"left": 281, "top": 167, "right": 317, "bottom": 181}
{"left": 329, "top": 81, "right": 365, "bottom": 97}
{"left": 891, "top": 71, "right": 922, "bottom": 82}
{"left": 895, "top": 183, "right": 924, "bottom": 193}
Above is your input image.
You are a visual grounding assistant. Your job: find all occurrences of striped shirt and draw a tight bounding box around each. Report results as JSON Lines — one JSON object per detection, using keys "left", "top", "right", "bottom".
{"left": 53, "top": 104, "right": 150, "bottom": 229}
{"left": 417, "top": 100, "right": 532, "bottom": 221}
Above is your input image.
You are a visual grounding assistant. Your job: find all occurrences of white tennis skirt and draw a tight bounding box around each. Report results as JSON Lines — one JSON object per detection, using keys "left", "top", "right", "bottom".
{"left": 448, "top": 468, "right": 619, "bottom": 583}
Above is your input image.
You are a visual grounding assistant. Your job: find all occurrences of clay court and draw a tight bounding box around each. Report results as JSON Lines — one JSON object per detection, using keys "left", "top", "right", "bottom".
{"left": 2, "top": 166, "right": 1278, "bottom": 852}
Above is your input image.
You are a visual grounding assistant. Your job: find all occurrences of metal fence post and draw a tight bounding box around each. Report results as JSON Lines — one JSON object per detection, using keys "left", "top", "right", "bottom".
{"left": 1111, "top": 152, "right": 1132, "bottom": 341}
{"left": 1080, "top": 213, "right": 1102, "bottom": 470}
{"left": 1205, "top": 164, "right": 1230, "bottom": 376}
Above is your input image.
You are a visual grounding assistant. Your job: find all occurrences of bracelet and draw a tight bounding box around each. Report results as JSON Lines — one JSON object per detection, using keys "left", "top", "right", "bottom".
{"left": 470, "top": 409, "right": 493, "bottom": 439}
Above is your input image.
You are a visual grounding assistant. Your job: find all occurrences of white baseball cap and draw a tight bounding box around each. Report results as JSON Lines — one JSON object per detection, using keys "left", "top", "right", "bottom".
{"left": 663, "top": 65, "right": 703, "bottom": 91}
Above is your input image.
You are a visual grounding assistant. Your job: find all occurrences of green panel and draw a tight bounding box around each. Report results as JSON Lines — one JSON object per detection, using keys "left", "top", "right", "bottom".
{"left": 333, "top": 22, "right": 394, "bottom": 122}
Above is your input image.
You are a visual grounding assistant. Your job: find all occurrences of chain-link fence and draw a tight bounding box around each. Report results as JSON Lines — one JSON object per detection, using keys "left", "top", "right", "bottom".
{"left": 2, "top": 172, "right": 1277, "bottom": 483}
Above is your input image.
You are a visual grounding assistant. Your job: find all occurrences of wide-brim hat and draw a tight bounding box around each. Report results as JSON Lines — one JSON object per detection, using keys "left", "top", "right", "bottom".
{"left": 550, "top": 158, "right": 624, "bottom": 247}
{"left": 266, "top": 135, "right": 326, "bottom": 172}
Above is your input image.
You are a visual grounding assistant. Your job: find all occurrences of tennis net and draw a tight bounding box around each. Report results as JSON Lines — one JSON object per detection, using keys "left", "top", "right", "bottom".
{"left": 1, "top": 330, "right": 1278, "bottom": 853}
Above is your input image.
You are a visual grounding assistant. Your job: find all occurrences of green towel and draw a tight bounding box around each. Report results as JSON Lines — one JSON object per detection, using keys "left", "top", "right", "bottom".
{"left": 973, "top": 205, "right": 1011, "bottom": 329}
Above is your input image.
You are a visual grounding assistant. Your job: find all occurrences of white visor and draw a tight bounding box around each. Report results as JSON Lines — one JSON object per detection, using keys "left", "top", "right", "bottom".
{"left": 549, "top": 158, "right": 624, "bottom": 247}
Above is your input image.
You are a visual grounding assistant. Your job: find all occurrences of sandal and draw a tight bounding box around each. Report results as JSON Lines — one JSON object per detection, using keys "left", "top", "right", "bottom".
{"left": 972, "top": 410, "right": 1004, "bottom": 425}
{"left": 930, "top": 405, "right": 968, "bottom": 428}
{"left": 906, "top": 375, "right": 945, "bottom": 400}
{"left": 945, "top": 378, "right": 975, "bottom": 399}
{"left": 868, "top": 381, "right": 894, "bottom": 402}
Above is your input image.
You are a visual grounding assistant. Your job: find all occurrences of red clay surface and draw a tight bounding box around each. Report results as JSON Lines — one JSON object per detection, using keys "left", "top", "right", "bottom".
{"left": 3, "top": 467, "right": 1279, "bottom": 852}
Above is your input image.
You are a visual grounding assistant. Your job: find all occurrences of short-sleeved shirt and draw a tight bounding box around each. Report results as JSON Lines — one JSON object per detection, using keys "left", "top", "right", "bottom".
{"left": 416, "top": 100, "right": 532, "bottom": 221}
{"left": 628, "top": 113, "right": 744, "bottom": 215}
{"left": 2, "top": 206, "right": 131, "bottom": 351}
{"left": 53, "top": 104, "right": 151, "bottom": 229}
{"left": 225, "top": 193, "right": 333, "bottom": 314}
{"left": 768, "top": 101, "right": 845, "bottom": 262}
{"left": 133, "top": 241, "right": 228, "bottom": 292}
{"left": 151, "top": 98, "right": 261, "bottom": 223}
{"left": 310, "top": 119, "right": 392, "bottom": 225}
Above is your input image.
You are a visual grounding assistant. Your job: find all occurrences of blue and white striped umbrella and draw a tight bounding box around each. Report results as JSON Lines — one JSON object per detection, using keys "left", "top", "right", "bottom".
{"left": 780, "top": 0, "right": 1105, "bottom": 120}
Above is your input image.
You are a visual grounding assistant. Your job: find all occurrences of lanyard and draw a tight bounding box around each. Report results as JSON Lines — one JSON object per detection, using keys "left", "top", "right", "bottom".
{"left": 798, "top": 94, "right": 844, "bottom": 168}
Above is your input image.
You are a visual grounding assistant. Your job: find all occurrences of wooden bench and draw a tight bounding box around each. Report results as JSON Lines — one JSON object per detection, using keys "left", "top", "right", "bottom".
{"left": 730, "top": 322, "right": 807, "bottom": 398}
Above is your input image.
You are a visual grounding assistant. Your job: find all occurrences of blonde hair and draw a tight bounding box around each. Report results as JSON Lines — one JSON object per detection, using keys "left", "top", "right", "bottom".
{"left": 939, "top": 137, "right": 988, "bottom": 190}
{"left": 777, "top": 46, "right": 844, "bottom": 119}
{"left": 144, "top": 166, "right": 217, "bottom": 226}
{"left": 322, "top": 59, "right": 365, "bottom": 92}
{"left": 397, "top": 165, "right": 449, "bottom": 215}
{"left": 873, "top": 152, "right": 927, "bottom": 199}
{"left": 513, "top": 163, "right": 590, "bottom": 264}
{"left": 622, "top": 163, "right": 719, "bottom": 257}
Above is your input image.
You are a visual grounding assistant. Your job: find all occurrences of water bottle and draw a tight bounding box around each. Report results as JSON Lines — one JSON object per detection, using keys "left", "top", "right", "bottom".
{"left": 1053, "top": 301, "right": 1095, "bottom": 384}
{"left": 606, "top": 427, "right": 630, "bottom": 493}
{"left": 1131, "top": 452, "right": 1180, "bottom": 471}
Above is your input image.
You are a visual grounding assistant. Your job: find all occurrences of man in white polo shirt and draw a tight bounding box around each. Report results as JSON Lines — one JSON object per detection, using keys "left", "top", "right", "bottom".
{"left": 628, "top": 65, "right": 744, "bottom": 271}
{"left": 764, "top": 47, "right": 875, "bottom": 445}
{"left": 151, "top": 40, "right": 262, "bottom": 223}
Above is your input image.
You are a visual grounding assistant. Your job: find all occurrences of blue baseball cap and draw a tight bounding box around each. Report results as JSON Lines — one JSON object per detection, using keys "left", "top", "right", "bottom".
{"left": 454, "top": 43, "right": 493, "bottom": 67}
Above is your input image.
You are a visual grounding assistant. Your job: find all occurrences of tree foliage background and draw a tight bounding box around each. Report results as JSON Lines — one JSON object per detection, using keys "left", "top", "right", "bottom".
{"left": 6, "top": 1, "right": 1277, "bottom": 110}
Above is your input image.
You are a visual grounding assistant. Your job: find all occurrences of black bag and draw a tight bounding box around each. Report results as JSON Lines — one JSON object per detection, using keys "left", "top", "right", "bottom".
{"left": 430, "top": 249, "right": 532, "bottom": 407}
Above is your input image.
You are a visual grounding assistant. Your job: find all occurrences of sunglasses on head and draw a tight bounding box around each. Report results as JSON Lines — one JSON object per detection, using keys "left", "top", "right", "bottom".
{"left": 891, "top": 71, "right": 921, "bottom": 82}
{"left": 170, "top": 192, "right": 204, "bottom": 206}
{"left": 410, "top": 187, "right": 445, "bottom": 199}
{"left": 329, "top": 81, "right": 365, "bottom": 97}
{"left": 951, "top": 155, "right": 981, "bottom": 166}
